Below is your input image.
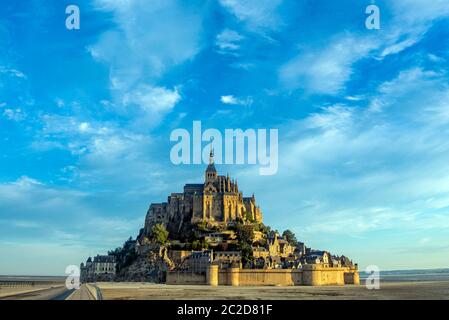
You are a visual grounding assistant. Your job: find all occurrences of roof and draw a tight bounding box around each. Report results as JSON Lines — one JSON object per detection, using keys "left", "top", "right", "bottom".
{"left": 184, "top": 184, "right": 204, "bottom": 189}
{"left": 307, "top": 251, "right": 328, "bottom": 258}
{"left": 184, "top": 184, "right": 204, "bottom": 194}
{"left": 93, "top": 255, "right": 116, "bottom": 263}
{"left": 206, "top": 163, "right": 217, "bottom": 173}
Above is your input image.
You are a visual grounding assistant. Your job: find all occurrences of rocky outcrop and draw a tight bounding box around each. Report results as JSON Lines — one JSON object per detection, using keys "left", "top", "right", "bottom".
{"left": 115, "top": 244, "right": 173, "bottom": 283}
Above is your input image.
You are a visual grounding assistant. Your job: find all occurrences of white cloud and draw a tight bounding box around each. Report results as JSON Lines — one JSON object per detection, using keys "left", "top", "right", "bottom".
{"left": 0, "top": 66, "right": 26, "bottom": 79}
{"left": 219, "top": 0, "right": 283, "bottom": 31}
{"left": 90, "top": 0, "right": 203, "bottom": 85}
{"left": 34, "top": 115, "right": 152, "bottom": 169}
{"left": 92, "top": 0, "right": 203, "bottom": 71}
{"left": 267, "top": 67, "right": 449, "bottom": 241}
{"left": 379, "top": 1, "right": 449, "bottom": 59}
{"left": 391, "top": 0, "right": 449, "bottom": 25}
{"left": 88, "top": 0, "right": 203, "bottom": 126}
{"left": 30, "top": 113, "right": 175, "bottom": 197}
{"left": 122, "top": 85, "right": 181, "bottom": 114}
{"left": 279, "top": 1, "right": 449, "bottom": 95}
{"left": 0, "top": 176, "right": 144, "bottom": 239}
{"left": 220, "top": 95, "right": 253, "bottom": 106}
{"left": 13, "top": 176, "right": 43, "bottom": 187}
{"left": 379, "top": 37, "right": 421, "bottom": 59}
{"left": 279, "top": 34, "right": 378, "bottom": 95}
{"left": 54, "top": 98, "right": 65, "bottom": 108}
{"left": 0, "top": 175, "right": 147, "bottom": 275}
{"left": 345, "top": 95, "right": 364, "bottom": 102}
{"left": 215, "top": 29, "right": 244, "bottom": 55}
{"left": 2, "top": 108, "right": 26, "bottom": 121}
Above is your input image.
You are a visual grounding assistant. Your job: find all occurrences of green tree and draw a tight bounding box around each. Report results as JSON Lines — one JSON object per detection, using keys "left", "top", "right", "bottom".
{"left": 196, "top": 221, "right": 211, "bottom": 233}
{"left": 282, "top": 229, "right": 298, "bottom": 246}
{"left": 236, "top": 223, "right": 255, "bottom": 244}
{"left": 191, "top": 240, "right": 201, "bottom": 250}
{"left": 191, "top": 239, "right": 209, "bottom": 250}
{"left": 240, "top": 242, "right": 253, "bottom": 268}
{"left": 244, "top": 211, "right": 254, "bottom": 223}
{"left": 151, "top": 224, "right": 169, "bottom": 245}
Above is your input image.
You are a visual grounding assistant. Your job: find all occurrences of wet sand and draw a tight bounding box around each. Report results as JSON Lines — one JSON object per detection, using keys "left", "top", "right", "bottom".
{"left": 96, "top": 281, "right": 449, "bottom": 300}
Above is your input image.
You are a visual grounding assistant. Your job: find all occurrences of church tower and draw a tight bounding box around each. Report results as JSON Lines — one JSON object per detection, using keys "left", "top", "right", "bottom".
{"left": 205, "top": 146, "right": 217, "bottom": 183}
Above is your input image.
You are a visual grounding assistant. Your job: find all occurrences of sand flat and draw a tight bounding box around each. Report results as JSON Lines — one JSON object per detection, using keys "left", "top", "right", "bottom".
{"left": 95, "top": 281, "right": 449, "bottom": 300}
{"left": 0, "top": 285, "right": 63, "bottom": 299}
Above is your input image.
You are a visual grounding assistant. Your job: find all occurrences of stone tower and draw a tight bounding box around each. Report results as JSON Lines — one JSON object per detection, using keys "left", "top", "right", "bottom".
{"left": 205, "top": 147, "right": 217, "bottom": 183}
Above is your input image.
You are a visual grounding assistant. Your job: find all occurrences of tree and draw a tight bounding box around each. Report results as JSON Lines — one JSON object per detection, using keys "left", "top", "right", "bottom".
{"left": 236, "top": 223, "right": 255, "bottom": 244}
{"left": 240, "top": 242, "right": 253, "bottom": 268}
{"left": 151, "top": 224, "right": 169, "bottom": 245}
{"left": 282, "top": 229, "right": 298, "bottom": 247}
{"left": 197, "top": 221, "right": 208, "bottom": 231}
{"left": 268, "top": 229, "right": 278, "bottom": 239}
{"left": 255, "top": 223, "right": 270, "bottom": 234}
{"left": 191, "top": 239, "right": 208, "bottom": 250}
{"left": 244, "top": 211, "right": 254, "bottom": 223}
{"left": 191, "top": 240, "right": 201, "bottom": 250}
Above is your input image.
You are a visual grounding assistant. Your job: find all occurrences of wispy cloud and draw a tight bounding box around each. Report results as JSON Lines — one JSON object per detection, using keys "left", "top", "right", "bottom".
{"left": 0, "top": 66, "right": 26, "bottom": 79}
{"left": 215, "top": 29, "right": 244, "bottom": 56}
{"left": 278, "top": 1, "right": 449, "bottom": 95}
{"left": 89, "top": 0, "right": 203, "bottom": 126}
{"left": 220, "top": 95, "right": 253, "bottom": 106}
{"left": 2, "top": 107, "right": 26, "bottom": 121}
{"left": 279, "top": 34, "right": 377, "bottom": 95}
{"left": 122, "top": 85, "right": 181, "bottom": 126}
{"left": 219, "top": 0, "right": 283, "bottom": 31}
{"left": 265, "top": 67, "right": 449, "bottom": 242}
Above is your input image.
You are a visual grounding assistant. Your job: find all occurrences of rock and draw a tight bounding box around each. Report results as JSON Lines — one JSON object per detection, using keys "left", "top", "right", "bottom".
{"left": 115, "top": 244, "right": 172, "bottom": 283}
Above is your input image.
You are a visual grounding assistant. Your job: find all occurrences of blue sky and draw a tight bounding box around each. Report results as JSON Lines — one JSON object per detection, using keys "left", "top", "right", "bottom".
{"left": 1, "top": 0, "right": 449, "bottom": 275}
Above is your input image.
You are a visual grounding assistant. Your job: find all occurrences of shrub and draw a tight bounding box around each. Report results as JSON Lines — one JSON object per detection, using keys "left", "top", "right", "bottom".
{"left": 151, "top": 224, "right": 169, "bottom": 245}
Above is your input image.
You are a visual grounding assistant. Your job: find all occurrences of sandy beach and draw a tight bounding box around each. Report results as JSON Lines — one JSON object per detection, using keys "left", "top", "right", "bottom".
{"left": 94, "top": 281, "right": 449, "bottom": 300}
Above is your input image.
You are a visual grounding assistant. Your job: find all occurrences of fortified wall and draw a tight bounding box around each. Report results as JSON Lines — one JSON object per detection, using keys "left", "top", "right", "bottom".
{"left": 166, "top": 264, "right": 360, "bottom": 286}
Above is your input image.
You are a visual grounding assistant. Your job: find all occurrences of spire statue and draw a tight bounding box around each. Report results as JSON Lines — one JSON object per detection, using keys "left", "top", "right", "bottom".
{"left": 209, "top": 138, "right": 214, "bottom": 165}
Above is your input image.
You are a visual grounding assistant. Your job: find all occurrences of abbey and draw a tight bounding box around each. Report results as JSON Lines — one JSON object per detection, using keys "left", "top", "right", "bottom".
{"left": 144, "top": 149, "right": 262, "bottom": 236}
{"left": 81, "top": 147, "right": 359, "bottom": 287}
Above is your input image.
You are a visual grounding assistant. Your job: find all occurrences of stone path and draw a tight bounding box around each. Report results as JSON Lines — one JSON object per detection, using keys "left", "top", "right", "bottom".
{"left": 66, "top": 284, "right": 96, "bottom": 300}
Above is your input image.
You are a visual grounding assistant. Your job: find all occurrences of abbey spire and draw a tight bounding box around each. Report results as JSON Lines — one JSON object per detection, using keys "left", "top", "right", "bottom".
{"left": 205, "top": 143, "right": 217, "bottom": 183}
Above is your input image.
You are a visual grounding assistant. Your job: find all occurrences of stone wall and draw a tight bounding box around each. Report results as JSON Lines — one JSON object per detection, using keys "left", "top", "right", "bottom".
{"left": 237, "top": 269, "right": 301, "bottom": 286}
{"left": 301, "top": 264, "right": 360, "bottom": 286}
{"left": 167, "top": 265, "right": 360, "bottom": 286}
{"left": 166, "top": 272, "right": 206, "bottom": 285}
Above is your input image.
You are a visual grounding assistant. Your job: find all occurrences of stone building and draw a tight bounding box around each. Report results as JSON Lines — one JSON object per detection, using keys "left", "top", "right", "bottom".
{"left": 80, "top": 255, "right": 116, "bottom": 282}
{"left": 268, "top": 233, "right": 295, "bottom": 258}
{"left": 213, "top": 251, "right": 242, "bottom": 268}
{"left": 144, "top": 149, "right": 263, "bottom": 235}
{"left": 305, "top": 250, "right": 331, "bottom": 265}
{"left": 186, "top": 250, "right": 213, "bottom": 273}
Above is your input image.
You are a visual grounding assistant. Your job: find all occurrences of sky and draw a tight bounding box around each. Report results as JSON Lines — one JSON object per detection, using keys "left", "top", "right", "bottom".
{"left": 1, "top": 0, "right": 449, "bottom": 275}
